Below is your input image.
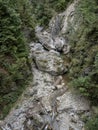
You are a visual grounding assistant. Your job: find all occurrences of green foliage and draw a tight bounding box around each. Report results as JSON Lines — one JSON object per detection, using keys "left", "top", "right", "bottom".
{"left": 50, "top": 0, "right": 72, "bottom": 12}
{"left": 94, "top": 53, "right": 98, "bottom": 73}
{"left": 8, "top": 0, "right": 35, "bottom": 28}
{"left": 31, "top": 0, "right": 72, "bottom": 27}
{"left": 77, "top": 0, "right": 98, "bottom": 25}
{"left": 70, "top": 76, "right": 98, "bottom": 100}
{"left": 0, "top": 0, "right": 31, "bottom": 119}
{"left": 71, "top": 76, "right": 91, "bottom": 96}
{"left": 85, "top": 115, "right": 98, "bottom": 130}
{"left": 33, "top": 2, "right": 53, "bottom": 26}
{"left": 68, "top": 0, "right": 98, "bottom": 103}
{"left": 0, "top": 0, "right": 71, "bottom": 119}
{"left": 7, "top": 0, "right": 36, "bottom": 42}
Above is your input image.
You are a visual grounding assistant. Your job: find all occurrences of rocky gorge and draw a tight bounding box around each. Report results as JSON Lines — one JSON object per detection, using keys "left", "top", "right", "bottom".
{"left": 0, "top": 1, "right": 92, "bottom": 130}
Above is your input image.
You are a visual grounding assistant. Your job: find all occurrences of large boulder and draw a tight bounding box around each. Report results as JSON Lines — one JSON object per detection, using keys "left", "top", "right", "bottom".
{"left": 35, "top": 29, "right": 70, "bottom": 53}
{"left": 35, "top": 31, "right": 56, "bottom": 50}
{"left": 54, "top": 36, "right": 70, "bottom": 53}
{"left": 30, "top": 43, "right": 68, "bottom": 75}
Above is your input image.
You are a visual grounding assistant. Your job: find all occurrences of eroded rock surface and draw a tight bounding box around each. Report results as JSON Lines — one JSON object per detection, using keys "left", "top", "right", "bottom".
{"left": 35, "top": 28, "right": 70, "bottom": 53}
{"left": 0, "top": 1, "right": 91, "bottom": 130}
{"left": 0, "top": 67, "right": 91, "bottom": 130}
{"left": 30, "top": 43, "right": 68, "bottom": 75}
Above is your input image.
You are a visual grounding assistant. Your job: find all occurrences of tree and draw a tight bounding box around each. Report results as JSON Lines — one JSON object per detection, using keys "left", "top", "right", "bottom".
{"left": 0, "top": 0, "right": 31, "bottom": 119}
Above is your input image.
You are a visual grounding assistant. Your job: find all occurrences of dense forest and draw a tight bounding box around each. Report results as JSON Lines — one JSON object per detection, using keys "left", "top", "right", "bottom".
{"left": 0, "top": 0, "right": 98, "bottom": 129}
{"left": 0, "top": 0, "right": 33, "bottom": 119}
{"left": 68, "top": 0, "right": 98, "bottom": 104}
{"left": 67, "top": 0, "right": 98, "bottom": 129}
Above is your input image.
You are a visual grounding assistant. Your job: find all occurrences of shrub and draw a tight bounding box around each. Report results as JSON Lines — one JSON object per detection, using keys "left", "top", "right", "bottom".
{"left": 68, "top": 0, "right": 98, "bottom": 104}
{"left": 0, "top": 0, "right": 31, "bottom": 119}
{"left": 85, "top": 115, "right": 98, "bottom": 130}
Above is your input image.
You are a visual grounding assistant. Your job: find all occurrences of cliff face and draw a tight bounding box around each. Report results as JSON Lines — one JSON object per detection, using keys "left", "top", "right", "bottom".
{"left": 0, "top": 0, "right": 98, "bottom": 129}
{"left": 0, "top": 1, "right": 93, "bottom": 130}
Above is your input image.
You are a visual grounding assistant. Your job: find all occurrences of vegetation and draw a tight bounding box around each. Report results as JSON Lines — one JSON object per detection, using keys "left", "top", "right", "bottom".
{"left": 85, "top": 115, "right": 98, "bottom": 130}
{"left": 0, "top": 0, "right": 71, "bottom": 119}
{"left": 65, "top": 1, "right": 98, "bottom": 128}
{"left": 49, "top": 0, "right": 72, "bottom": 12}
{"left": 0, "top": 0, "right": 32, "bottom": 119}
{"left": 67, "top": 0, "right": 98, "bottom": 104}
{"left": 1, "top": 1, "right": 98, "bottom": 129}
{"left": 31, "top": 0, "right": 72, "bottom": 27}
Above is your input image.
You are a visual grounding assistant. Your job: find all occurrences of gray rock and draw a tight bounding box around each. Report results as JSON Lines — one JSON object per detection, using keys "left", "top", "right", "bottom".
{"left": 36, "top": 31, "right": 55, "bottom": 50}
{"left": 57, "top": 90, "right": 90, "bottom": 112}
{"left": 61, "top": 2, "right": 76, "bottom": 34}
{"left": 49, "top": 14, "right": 63, "bottom": 36}
{"left": 35, "top": 25, "right": 43, "bottom": 33}
{"left": 35, "top": 26, "right": 70, "bottom": 53}
{"left": 36, "top": 30, "right": 70, "bottom": 53}
{"left": 54, "top": 37, "right": 65, "bottom": 51}
{"left": 63, "top": 44, "right": 70, "bottom": 54}
{"left": 1, "top": 124, "right": 12, "bottom": 130}
{"left": 31, "top": 44, "right": 67, "bottom": 75}
{"left": 1, "top": 1, "right": 91, "bottom": 130}
{"left": 30, "top": 42, "right": 44, "bottom": 52}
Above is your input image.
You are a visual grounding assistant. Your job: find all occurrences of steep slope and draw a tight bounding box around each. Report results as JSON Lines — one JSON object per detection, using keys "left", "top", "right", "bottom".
{"left": 66, "top": 0, "right": 98, "bottom": 104}
{"left": 0, "top": 0, "right": 31, "bottom": 119}
{"left": 0, "top": 0, "right": 98, "bottom": 129}
{"left": 0, "top": 1, "right": 92, "bottom": 130}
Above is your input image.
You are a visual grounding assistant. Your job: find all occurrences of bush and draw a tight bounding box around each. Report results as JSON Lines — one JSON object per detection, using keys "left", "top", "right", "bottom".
{"left": 31, "top": 0, "right": 72, "bottom": 27}
{"left": 68, "top": 0, "right": 98, "bottom": 104}
{"left": 54, "top": 0, "right": 72, "bottom": 12}
{"left": 85, "top": 115, "right": 98, "bottom": 130}
{"left": 0, "top": 0, "right": 31, "bottom": 119}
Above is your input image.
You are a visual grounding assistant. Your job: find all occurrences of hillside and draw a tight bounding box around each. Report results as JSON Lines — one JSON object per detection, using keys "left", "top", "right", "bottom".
{"left": 0, "top": 0, "right": 98, "bottom": 130}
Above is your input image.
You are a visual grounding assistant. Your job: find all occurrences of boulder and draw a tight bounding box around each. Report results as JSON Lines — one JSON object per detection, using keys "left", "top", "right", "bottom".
{"left": 54, "top": 37, "right": 65, "bottom": 51}
{"left": 30, "top": 43, "right": 68, "bottom": 75}
{"left": 63, "top": 45, "right": 70, "bottom": 54}
{"left": 54, "top": 37, "right": 70, "bottom": 53}
{"left": 36, "top": 30, "right": 70, "bottom": 53}
{"left": 35, "top": 31, "right": 55, "bottom": 50}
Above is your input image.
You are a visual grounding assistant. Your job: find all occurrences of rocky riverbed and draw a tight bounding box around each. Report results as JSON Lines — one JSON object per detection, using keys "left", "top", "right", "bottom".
{"left": 0, "top": 1, "right": 91, "bottom": 130}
